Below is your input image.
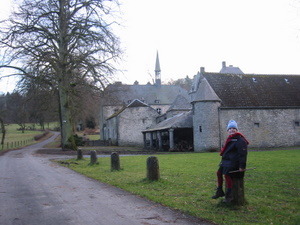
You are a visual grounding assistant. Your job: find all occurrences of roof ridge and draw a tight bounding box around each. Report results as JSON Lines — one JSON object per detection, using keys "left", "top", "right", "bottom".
{"left": 202, "top": 72, "right": 300, "bottom": 76}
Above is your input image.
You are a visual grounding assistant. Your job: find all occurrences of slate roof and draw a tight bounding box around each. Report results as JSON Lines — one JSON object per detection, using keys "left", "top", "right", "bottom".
{"left": 167, "top": 95, "right": 191, "bottom": 112}
{"left": 201, "top": 72, "right": 300, "bottom": 108}
{"left": 106, "top": 99, "right": 155, "bottom": 120}
{"left": 143, "top": 111, "right": 193, "bottom": 132}
{"left": 102, "top": 83, "right": 189, "bottom": 106}
{"left": 191, "top": 78, "right": 221, "bottom": 103}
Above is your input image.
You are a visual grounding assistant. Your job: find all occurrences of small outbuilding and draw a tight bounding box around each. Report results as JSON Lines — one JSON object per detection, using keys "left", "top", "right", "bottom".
{"left": 142, "top": 111, "right": 193, "bottom": 151}
{"left": 105, "top": 99, "right": 159, "bottom": 146}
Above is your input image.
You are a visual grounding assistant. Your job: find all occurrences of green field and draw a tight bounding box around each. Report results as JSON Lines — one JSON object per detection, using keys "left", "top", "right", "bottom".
{"left": 59, "top": 150, "right": 300, "bottom": 225}
{"left": 0, "top": 122, "right": 101, "bottom": 151}
{"left": 0, "top": 123, "right": 59, "bottom": 151}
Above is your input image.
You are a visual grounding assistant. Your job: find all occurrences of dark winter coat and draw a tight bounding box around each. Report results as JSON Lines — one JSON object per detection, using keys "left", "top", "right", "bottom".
{"left": 220, "top": 133, "right": 248, "bottom": 169}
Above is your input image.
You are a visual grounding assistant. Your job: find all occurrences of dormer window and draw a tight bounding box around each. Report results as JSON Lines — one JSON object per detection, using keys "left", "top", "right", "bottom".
{"left": 252, "top": 77, "right": 257, "bottom": 82}
{"left": 156, "top": 108, "right": 161, "bottom": 114}
{"left": 284, "top": 78, "right": 289, "bottom": 84}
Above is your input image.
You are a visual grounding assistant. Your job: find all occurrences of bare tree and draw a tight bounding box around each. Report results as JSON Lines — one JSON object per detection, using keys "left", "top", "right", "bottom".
{"left": 167, "top": 76, "right": 193, "bottom": 91}
{"left": 5, "top": 92, "right": 28, "bottom": 133}
{"left": 0, "top": 95, "right": 7, "bottom": 149}
{"left": 0, "top": 0, "right": 121, "bottom": 149}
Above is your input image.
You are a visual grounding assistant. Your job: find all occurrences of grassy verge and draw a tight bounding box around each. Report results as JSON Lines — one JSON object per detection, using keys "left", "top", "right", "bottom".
{"left": 58, "top": 149, "right": 300, "bottom": 225}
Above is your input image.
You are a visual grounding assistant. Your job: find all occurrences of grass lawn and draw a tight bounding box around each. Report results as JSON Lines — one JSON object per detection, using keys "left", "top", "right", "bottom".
{"left": 58, "top": 149, "right": 300, "bottom": 225}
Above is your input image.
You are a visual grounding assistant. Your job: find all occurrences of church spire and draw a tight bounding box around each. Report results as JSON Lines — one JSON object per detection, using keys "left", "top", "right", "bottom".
{"left": 155, "top": 51, "right": 161, "bottom": 86}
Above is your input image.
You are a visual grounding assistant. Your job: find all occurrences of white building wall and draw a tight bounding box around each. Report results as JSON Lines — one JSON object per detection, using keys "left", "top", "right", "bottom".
{"left": 117, "top": 107, "right": 158, "bottom": 146}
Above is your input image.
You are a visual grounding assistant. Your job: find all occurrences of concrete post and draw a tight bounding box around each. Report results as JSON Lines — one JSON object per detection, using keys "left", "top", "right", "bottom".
{"left": 146, "top": 156, "right": 160, "bottom": 181}
{"left": 77, "top": 149, "right": 83, "bottom": 160}
{"left": 90, "top": 150, "right": 98, "bottom": 165}
{"left": 111, "top": 152, "right": 120, "bottom": 171}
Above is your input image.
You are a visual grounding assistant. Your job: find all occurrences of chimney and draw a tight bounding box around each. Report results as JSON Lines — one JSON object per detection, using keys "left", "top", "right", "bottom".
{"left": 222, "top": 61, "right": 226, "bottom": 68}
{"left": 200, "top": 67, "right": 205, "bottom": 73}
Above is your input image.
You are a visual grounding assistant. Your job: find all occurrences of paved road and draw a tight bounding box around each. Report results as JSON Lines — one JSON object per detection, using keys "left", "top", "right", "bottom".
{"left": 0, "top": 133, "right": 213, "bottom": 225}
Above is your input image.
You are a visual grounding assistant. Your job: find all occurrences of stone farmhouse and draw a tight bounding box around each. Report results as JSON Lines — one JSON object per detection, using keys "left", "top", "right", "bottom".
{"left": 189, "top": 65, "right": 300, "bottom": 151}
{"left": 100, "top": 58, "right": 300, "bottom": 151}
{"left": 99, "top": 53, "right": 189, "bottom": 146}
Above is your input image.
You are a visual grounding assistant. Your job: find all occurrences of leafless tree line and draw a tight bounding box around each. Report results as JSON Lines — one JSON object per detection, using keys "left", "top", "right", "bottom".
{"left": 0, "top": 0, "right": 122, "bottom": 149}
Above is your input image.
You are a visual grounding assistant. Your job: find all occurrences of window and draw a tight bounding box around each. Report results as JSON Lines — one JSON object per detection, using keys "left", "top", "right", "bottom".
{"left": 254, "top": 122, "right": 260, "bottom": 128}
{"left": 154, "top": 99, "right": 160, "bottom": 104}
{"left": 156, "top": 108, "right": 161, "bottom": 114}
{"left": 127, "top": 100, "right": 131, "bottom": 104}
{"left": 295, "top": 121, "right": 300, "bottom": 127}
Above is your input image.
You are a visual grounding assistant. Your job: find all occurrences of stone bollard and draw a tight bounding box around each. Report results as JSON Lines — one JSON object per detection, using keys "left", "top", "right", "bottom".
{"left": 90, "top": 150, "right": 98, "bottom": 165}
{"left": 77, "top": 149, "right": 83, "bottom": 160}
{"left": 231, "top": 173, "right": 245, "bottom": 205}
{"left": 146, "top": 156, "right": 160, "bottom": 181}
{"left": 111, "top": 152, "right": 120, "bottom": 171}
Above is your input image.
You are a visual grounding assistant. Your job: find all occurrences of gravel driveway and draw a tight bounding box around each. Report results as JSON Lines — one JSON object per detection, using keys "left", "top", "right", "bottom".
{"left": 0, "top": 133, "right": 213, "bottom": 225}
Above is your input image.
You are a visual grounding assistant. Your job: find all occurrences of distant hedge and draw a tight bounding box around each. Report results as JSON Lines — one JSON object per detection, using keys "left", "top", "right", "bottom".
{"left": 34, "top": 130, "right": 50, "bottom": 141}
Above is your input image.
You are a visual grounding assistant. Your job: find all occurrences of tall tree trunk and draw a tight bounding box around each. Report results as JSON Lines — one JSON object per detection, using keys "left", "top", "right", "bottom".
{"left": 0, "top": 118, "right": 6, "bottom": 148}
{"left": 58, "top": 85, "right": 76, "bottom": 150}
{"left": 58, "top": 0, "right": 76, "bottom": 150}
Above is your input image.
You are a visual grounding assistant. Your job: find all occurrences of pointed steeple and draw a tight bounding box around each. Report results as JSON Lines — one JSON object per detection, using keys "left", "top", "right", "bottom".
{"left": 155, "top": 51, "right": 161, "bottom": 86}
{"left": 155, "top": 51, "right": 161, "bottom": 72}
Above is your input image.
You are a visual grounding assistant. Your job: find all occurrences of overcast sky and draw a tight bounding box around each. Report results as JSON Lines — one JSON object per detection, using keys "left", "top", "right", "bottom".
{"left": 1, "top": 0, "right": 300, "bottom": 92}
{"left": 115, "top": 0, "right": 300, "bottom": 85}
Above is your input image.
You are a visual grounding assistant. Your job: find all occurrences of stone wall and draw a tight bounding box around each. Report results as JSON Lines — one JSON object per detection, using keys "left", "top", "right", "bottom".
{"left": 105, "top": 106, "right": 158, "bottom": 146}
{"left": 193, "top": 101, "right": 221, "bottom": 152}
{"left": 101, "top": 104, "right": 169, "bottom": 140}
{"left": 118, "top": 107, "right": 158, "bottom": 146}
{"left": 100, "top": 105, "right": 122, "bottom": 139}
{"left": 219, "top": 108, "right": 300, "bottom": 148}
{"left": 105, "top": 116, "right": 118, "bottom": 145}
